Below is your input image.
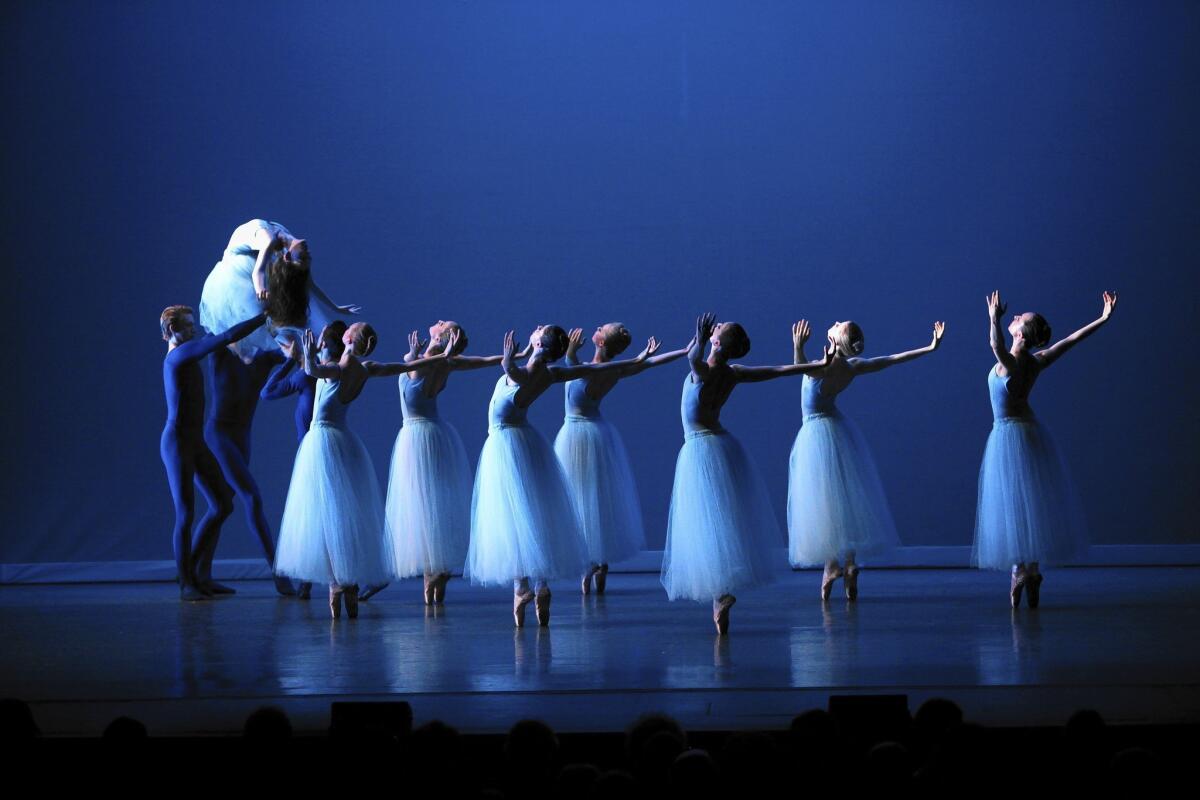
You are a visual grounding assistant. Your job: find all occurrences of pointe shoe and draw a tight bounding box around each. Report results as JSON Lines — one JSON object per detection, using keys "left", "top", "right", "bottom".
{"left": 297, "top": 582, "right": 312, "bottom": 600}
{"left": 344, "top": 585, "right": 360, "bottom": 619}
{"left": 535, "top": 588, "right": 552, "bottom": 627}
{"left": 273, "top": 575, "right": 297, "bottom": 596}
{"left": 423, "top": 574, "right": 437, "bottom": 606}
{"left": 200, "top": 580, "right": 237, "bottom": 595}
{"left": 713, "top": 594, "right": 736, "bottom": 635}
{"left": 434, "top": 573, "right": 450, "bottom": 605}
{"left": 513, "top": 587, "right": 535, "bottom": 627}
{"left": 844, "top": 565, "right": 860, "bottom": 602}
{"left": 180, "top": 584, "right": 208, "bottom": 602}
{"left": 1025, "top": 572, "right": 1043, "bottom": 609}
{"left": 329, "top": 586, "right": 344, "bottom": 619}
{"left": 1010, "top": 568, "right": 1028, "bottom": 609}
{"left": 358, "top": 583, "right": 386, "bottom": 602}
{"left": 820, "top": 566, "right": 844, "bottom": 601}
{"left": 581, "top": 565, "right": 598, "bottom": 595}
{"left": 594, "top": 564, "right": 609, "bottom": 595}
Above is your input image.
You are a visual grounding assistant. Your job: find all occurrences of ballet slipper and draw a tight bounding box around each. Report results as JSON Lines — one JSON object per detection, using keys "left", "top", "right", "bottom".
{"left": 581, "top": 564, "right": 599, "bottom": 595}
{"left": 513, "top": 587, "right": 535, "bottom": 627}
{"left": 433, "top": 572, "right": 450, "bottom": 605}
{"left": 344, "top": 585, "right": 360, "bottom": 619}
{"left": 713, "top": 594, "right": 736, "bottom": 635}
{"left": 844, "top": 564, "right": 860, "bottom": 602}
{"left": 820, "top": 565, "right": 844, "bottom": 601}
{"left": 594, "top": 564, "right": 609, "bottom": 595}
{"left": 273, "top": 575, "right": 297, "bottom": 597}
{"left": 329, "top": 585, "right": 344, "bottom": 619}
{"left": 423, "top": 574, "right": 436, "bottom": 606}
{"left": 199, "top": 580, "right": 237, "bottom": 595}
{"left": 180, "top": 584, "right": 208, "bottom": 602}
{"left": 297, "top": 582, "right": 312, "bottom": 600}
{"left": 358, "top": 583, "right": 386, "bottom": 602}
{"left": 1025, "top": 572, "right": 1043, "bottom": 609}
{"left": 1010, "top": 566, "right": 1028, "bottom": 609}
{"left": 535, "top": 587, "right": 552, "bottom": 627}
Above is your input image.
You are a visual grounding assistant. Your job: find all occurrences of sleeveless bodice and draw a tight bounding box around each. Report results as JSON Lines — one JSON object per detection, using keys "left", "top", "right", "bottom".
{"left": 988, "top": 365, "right": 1036, "bottom": 421}
{"left": 564, "top": 379, "right": 602, "bottom": 420}
{"left": 312, "top": 379, "right": 351, "bottom": 428}
{"left": 801, "top": 375, "right": 840, "bottom": 419}
{"left": 400, "top": 373, "right": 439, "bottom": 420}
{"left": 488, "top": 376, "right": 528, "bottom": 430}
{"left": 680, "top": 375, "right": 723, "bottom": 437}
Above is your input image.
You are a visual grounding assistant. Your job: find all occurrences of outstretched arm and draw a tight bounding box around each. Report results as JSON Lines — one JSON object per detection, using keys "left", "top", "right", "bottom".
{"left": 1036, "top": 291, "right": 1117, "bottom": 369}
{"left": 617, "top": 338, "right": 692, "bottom": 377}
{"left": 175, "top": 313, "right": 268, "bottom": 362}
{"left": 550, "top": 337, "right": 660, "bottom": 381}
{"left": 564, "top": 328, "right": 584, "bottom": 366}
{"left": 308, "top": 278, "right": 363, "bottom": 318}
{"left": 450, "top": 341, "right": 532, "bottom": 372}
{"left": 853, "top": 322, "right": 945, "bottom": 375}
{"left": 987, "top": 290, "right": 1019, "bottom": 373}
{"left": 365, "top": 330, "right": 457, "bottom": 377}
{"left": 261, "top": 344, "right": 303, "bottom": 400}
{"left": 500, "top": 330, "right": 528, "bottom": 385}
{"left": 301, "top": 329, "right": 343, "bottom": 380}
{"left": 792, "top": 320, "right": 811, "bottom": 365}
{"left": 403, "top": 330, "right": 427, "bottom": 363}
{"left": 732, "top": 342, "right": 834, "bottom": 383}
{"left": 689, "top": 313, "right": 716, "bottom": 381}
{"left": 252, "top": 228, "right": 287, "bottom": 300}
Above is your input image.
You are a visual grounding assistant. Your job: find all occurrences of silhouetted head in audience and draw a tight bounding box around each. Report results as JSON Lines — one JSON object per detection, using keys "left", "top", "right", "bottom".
{"left": 553, "top": 763, "right": 601, "bottom": 797}
{"left": 591, "top": 770, "right": 638, "bottom": 800}
{"left": 1109, "top": 747, "right": 1163, "bottom": 789}
{"left": 722, "top": 731, "right": 780, "bottom": 794}
{"left": 243, "top": 706, "right": 293, "bottom": 739}
{"left": 0, "top": 698, "right": 39, "bottom": 739}
{"left": 505, "top": 719, "right": 559, "bottom": 788}
{"left": 913, "top": 698, "right": 963, "bottom": 744}
{"left": 412, "top": 720, "right": 462, "bottom": 770}
{"left": 865, "top": 741, "right": 911, "bottom": 787}
{"left": 103, "top": 716, "right": 148, "bottom": 739}
{"left": 671, "top": 749, "right": 721, "bottom": 797}
{"left": 626, "top": 713, "right": 687, "bottom": 780}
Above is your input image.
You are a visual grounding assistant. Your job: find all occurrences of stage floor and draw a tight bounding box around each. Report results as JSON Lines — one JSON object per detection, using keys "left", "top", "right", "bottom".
{"left": 3, "top": 567, "right": 1199, "bottom": 736}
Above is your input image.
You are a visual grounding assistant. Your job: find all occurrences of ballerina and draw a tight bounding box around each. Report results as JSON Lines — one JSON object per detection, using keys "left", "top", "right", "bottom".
{"left": 273, "top": 322, "right": 454, "bottom": 619}
{"left": 662, "top": 313, "right": 831, "bottom": 634}
{"left": 159, "top": 307, "right": 266, "bottom": 601}
{"left": 553, "top": 324, "right": 690, "bottom": 594}
{"left": 199, "top": 219, "right": 359, "bottom": 358}
{"left": 787, "top": 318, "right": 945, "bottom": 601}
{"left": 465, "top": 325, "right": 660, "bottom": 627}
{"left": 975, "top": 290, "right": 1116, "bottom": 608}
{"left": 360, "top": 322, "right": 530, "bottom": 605}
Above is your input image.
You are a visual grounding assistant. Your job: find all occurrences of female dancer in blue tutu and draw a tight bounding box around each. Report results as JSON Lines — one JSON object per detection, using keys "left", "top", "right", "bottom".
{"left": 465, "top": 324, "right": 660, "bottom": 627}
{"left": 554, "top": 324, "right": 691, "bottom": 594}
{"left": 200, "top": 219, "right": 360, "bottom": 358}
{"left": 273, "top": 322, "right": 455, "bottom": 619}
{"left": 976, "top": 290, "right": 1116, "bottom": 607}
{"left": 361, "top": 322, "right": 531, "bottom": 605}
{"left": 662, "top": 313, "right": 831, "bottom": 634}
{"left": 788, "top": 317, "right": 945, "bottom": 601}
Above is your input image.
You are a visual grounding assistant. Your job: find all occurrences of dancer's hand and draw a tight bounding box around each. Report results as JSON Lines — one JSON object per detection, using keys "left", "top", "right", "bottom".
{"left": 443, "top": 329, "right": 462, "bottom": 359}
{"left": 257, "top": 289, "right": 270, "bottom": 304}
{"left": 1101, "top": 290, "right": 1118, "bottom": 320}
{"left": 792, "top": 320, "right": 811, "bottom": 350}
{"left": 280, "top": 338, "right": 299, "bottom": 362}
{"left": 407, "top": 330, "right": 427, "bottom": 359}
{"left": 987, "top": 290, "right": 1007, "bottom": 322}
{"left": 503, "top": 330, "right": 520, "bottom": 360}
{"left": 930, "top": 321, "right": 946, "bottom": 350}
{"left": 566, "top": 328, "right": 584, "bottom": 358}
{"left": 636, "top": 337, "right": 661, "bottom": 362}
{"left": 302, "top": 329, "right": 318, "bottom": 362}
{"left": 822, "top": 340, "right": 836, "bottom": 365}
{"left": 696, "top": 312, "right": 716, "bottom": 344}
{"left": 336, "top": 303, "right": 363, "bottom": 315}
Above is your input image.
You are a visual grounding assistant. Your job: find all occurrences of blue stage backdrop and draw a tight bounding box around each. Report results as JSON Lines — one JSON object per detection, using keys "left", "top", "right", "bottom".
{"left": 2, "top": 1, "right": 1197, "bottom": 568}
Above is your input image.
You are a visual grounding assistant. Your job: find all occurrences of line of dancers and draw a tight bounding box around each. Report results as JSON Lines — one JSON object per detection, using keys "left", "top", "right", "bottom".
{"left": 160, "top": 219, "right": 1117, "bottom": 633}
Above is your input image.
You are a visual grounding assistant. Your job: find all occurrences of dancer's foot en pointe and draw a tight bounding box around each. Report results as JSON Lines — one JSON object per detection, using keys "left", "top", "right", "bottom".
{"left": 344, "top": 584, "right": 360, "bottom": 619}
{"left": 423, "top": 574, "right": 437, "bottom": 606}
{"left": 821, "top": 562, "right": 844, "bottom": 602}
{"left": 581, "top": 564, "right": 600, "bottom": 595}
{"left": 359, "top": 583, "right": 387, "bottom": 602}
{"left": 594, "top": 563, "right": 609, "bottom": 594}
{"left": 1025, "top": 564, "right": 1043, "bottom": 608}
{"left": 433, "top": 572, "right": 450, "bottom": 605}
{"left": 329, "top": 585, "right": 344, "bottom": 619}
{"left": 180, "top": 582, "right": 208, "bottom": 602}
{"left": 713, "top": 594, "right": 736, "bottom": 635}
{"left": 273, "top": 574, "right": 297, "bottom": 597}
{"left": 535, "top": 586, "right": 552, "bottom": 627}
{"left": 297, "top": 582, "right": 312, "bottom": 600}
{"left": 844, "top": 561, "right": 860, "bottom": 602}
{"left": 514, "top": 585, "right": 535, "bottom": 627}
{"left": 1010, "top": 564, "right": 1028, "bottom": 609}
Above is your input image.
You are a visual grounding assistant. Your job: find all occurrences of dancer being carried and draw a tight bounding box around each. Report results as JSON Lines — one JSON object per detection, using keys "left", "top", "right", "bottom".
{"left": 273, "top": 322, "right": 455, "bottom": 619}
{"left": 199, "top": 219, "right": 359, "bottom": 358}
{"left": 553, "top": 324, "right": 691, "bottom": 594}
{"left": 159, "top": 307, "right": 266, "bottom": 600}
{"left": 361, "top": 322, "right": 530, "bottom": 605}
{"left": 661, "top": 313, "right": 831, "bottom": 635}
{"left": 260, "top": 321, "right": 348, "bottom": 600}
{"left": 788, "top": 317, "right": 945, "bottom": 601}
{"left": 974, "top": 290, "right": 1116, "bottom": 608}
{"left": 465, "top": 325, "right": 660, "bottom": 627}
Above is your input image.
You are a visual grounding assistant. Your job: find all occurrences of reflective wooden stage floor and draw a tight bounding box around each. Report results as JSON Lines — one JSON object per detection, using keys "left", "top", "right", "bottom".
{"left": 3, "top": 567, "right": 1198, "bottom": 735}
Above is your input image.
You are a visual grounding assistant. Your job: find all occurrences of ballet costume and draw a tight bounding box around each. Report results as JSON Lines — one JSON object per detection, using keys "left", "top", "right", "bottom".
{"left": 972, "top": 361, "right": 1085, "bottom": 606}
{"left": 464, "top": 376, "right": 589, "bottom": 626}
{"left": 660, "top": 374, "right": 781, "bottom": 622}
{"left": 383, "top": 372, "right": 473, "bottom": 602}
{"left": 274, "top": 378, "right": 393, "bottom": 617}
{"left": 553, "top": 379, "right": 646, "bottom": 593}
{"left": 786, "top": 375, "right": 900, "bottom": 599}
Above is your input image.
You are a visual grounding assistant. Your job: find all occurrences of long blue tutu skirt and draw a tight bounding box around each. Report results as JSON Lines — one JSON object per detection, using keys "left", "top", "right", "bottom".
{"left": 464, "top": 424, "right": 589, "bottom": 586}
{"left": 787, "top": 413, "right": 900, "bottom": 565}
{"left": 972, "top": 418, "right": 1086, "bottom": 569}
{"left": 274, "top": 423, "right": 393, "bottom": 586}
{"left": 553, "top": 417, "right": 646, "bottom": 565}
{"left": 661, "top": 430, "right": 783, "bottom": 601}
{"left": 384, "top": 418, "right": 473, "bottom": 577}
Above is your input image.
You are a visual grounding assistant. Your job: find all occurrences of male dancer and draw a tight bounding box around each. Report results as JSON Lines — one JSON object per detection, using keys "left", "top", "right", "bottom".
{"left": 160, "top": 307, "right": 265, "bottom": 600}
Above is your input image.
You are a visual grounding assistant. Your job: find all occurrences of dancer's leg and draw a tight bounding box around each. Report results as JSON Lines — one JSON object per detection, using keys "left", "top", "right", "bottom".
{"left": 161, "top": 429, "right": 204, "bottom": 601}
{"left": 190, "top": 443, "right": 236, "bottom": 593}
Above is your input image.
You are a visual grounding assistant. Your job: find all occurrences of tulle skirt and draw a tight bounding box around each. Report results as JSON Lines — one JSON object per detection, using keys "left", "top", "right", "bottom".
{"left": 384, "top": 417, "right": 473, "bottom": 577}
{"left": 972, "top": 417, "right": 1086, "bottom": 569}
{"left": 275, "top": 422, "right": 393, "bottom": 586}
{"left": 787, "top": 412, "right": 900, "bottom": 565}
{"left": 465, "top": 423, "right": 589, "bottom": 585}
{"left": 661, "top": 430, "right": 783, "bottom": 601}
{"left": 553, "top": 415, "right": 646, "bottom": 565}
{"left": 199, "top": 252, "right": 279, "bottom": 356}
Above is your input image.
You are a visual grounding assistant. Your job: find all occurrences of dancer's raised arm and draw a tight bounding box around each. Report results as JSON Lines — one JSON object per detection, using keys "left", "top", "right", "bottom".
{"left": 449, "top": 335, "right": 531, "bottom": 371}
{"left": 853, "top": 322, "right": 945, "bottom": 374}
{"left": 364, "top": 330, "right": 459, "bottom": 377}
{"left": 689, "top": 313, "right": 717, "bottom": 380}
{"left": 1035, "top": 292, "right": 1117, "bottom": 369}
{"left": 617, "top": 337, "right": 693, "bottom": 377}
{"left": 987, "top": 290, "right": 1019, "bottom": 373}
{"left": 732, "top": 341, "right": 834, "bottom": 383}
{"left": 792, "top": 320, "right": 812, "bottom": 365}
{"left": 175, "top": 313, "right": 268, "bottom": 362}
{"left": 550, "top": 337, "right": 658, "bottom": 381}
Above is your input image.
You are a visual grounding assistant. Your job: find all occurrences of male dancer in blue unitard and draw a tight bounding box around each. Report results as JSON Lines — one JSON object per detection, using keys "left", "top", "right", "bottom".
{"left": 160, "top": 307, "right": 266, "bottom": 601}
